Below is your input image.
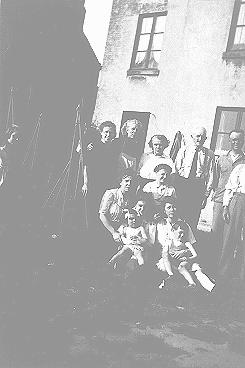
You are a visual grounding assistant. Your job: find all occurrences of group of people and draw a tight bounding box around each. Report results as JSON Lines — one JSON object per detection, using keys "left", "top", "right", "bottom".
{"left": 81, "top": 118, "right": 245, "bottom": 290}
{"left": 1, "top": 119, "right": 244, "bottom": 291}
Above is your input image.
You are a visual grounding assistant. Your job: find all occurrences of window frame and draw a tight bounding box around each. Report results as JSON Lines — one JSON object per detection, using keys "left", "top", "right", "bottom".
{"left": 223, "top": 0, "right": 245, "bottom": 61}
{"left": 127, "top": 11, "right": 167, "bottom": 77}
{"left": 211, "top": 106, "right": 245, "bottom": 153}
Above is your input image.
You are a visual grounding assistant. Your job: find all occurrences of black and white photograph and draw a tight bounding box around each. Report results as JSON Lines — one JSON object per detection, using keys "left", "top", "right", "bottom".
{"left": 0, "top": 0, "right": 245, "bottom": 367}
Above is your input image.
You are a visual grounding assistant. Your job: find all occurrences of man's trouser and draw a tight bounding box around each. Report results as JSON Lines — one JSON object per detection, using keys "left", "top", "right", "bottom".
{"left": 219, "top": 193, "right": 245, "bottom": 280}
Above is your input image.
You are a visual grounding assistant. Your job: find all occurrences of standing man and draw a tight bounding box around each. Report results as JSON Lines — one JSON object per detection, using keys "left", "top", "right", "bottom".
{"left": 212, "top": 130, "right": 245, "bottom": 256}
{"left": 175, "top": 127, "right": 215, "bottom": 231}
{"left": 220, "top": 163, "right": 245, "bottom": 280}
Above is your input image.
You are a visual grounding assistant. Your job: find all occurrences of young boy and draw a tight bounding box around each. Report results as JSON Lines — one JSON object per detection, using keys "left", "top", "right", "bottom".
{"left": 108, "top": 209, "right": 147, "bottom": 268}
{"left": 157, "top": 220, "right": 197, "bottom": 287}
{"left": 156, "top": 198, "right": 215, "bottom": 292}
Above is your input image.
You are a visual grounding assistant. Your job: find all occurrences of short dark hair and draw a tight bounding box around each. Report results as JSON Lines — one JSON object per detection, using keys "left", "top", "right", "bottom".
{"left": 154, "top": 163, "right": 172, "bottom": 174}
{"left": 134, "top": 192, "right": 151, "bottom": 204}
{"left": 124, "top": 208, "right": 141, "bottom": 226}
{"left": 160, "top": 196, "right": 177, "bottom": 219}
{"left": 162, "top": 196, "right": 177, "bottom": 207}
{"left": 133, "top": 192, "right": 155, "bottom": 221}
{"left": 132, "top": 193, "right": 152, "bottom": 210}
{"left": 125, "top": 208, "right": 138, "bottom": 217}
{"left": 148, "top": 134, "right": 170, "bottom": 149}
{"left": 172, "top": 220, "right": 189, "bottom": 233}
{"left": 229, "top": 129, "right": 245, "bottom": 138}
{"left": 99, "top": 121, "right": 117, "bottom": 139}
{"left": 120, "top": 168, "right": 135, "bottom": 181}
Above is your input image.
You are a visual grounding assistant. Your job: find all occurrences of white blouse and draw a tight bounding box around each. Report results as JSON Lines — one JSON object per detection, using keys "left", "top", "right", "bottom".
{"left": 223, "top": 164, "right": 245, "bottom": 206}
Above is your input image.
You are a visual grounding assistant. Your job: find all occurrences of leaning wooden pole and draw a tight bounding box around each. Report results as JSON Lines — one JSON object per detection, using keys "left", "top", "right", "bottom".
{"left": 76, "top": 102, "right": 88, "bottom": 230}
{"left": 59, "top": 107, "right": 79, "bottom": 229}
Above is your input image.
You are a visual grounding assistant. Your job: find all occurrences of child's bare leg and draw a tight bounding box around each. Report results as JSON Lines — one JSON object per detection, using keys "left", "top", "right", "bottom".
{"left": 163, "top": 258, "right": 173, "bottom": 276}
{"left": 178, "top": 261, "right": 196, "bottom": 286}
{"left": 156, "top": 258, "right": 173, "bottom": 289}
{"left": 134, "top": 250, "right": 144, "bottom": 266}
{"left": 108, "top": 246, "right": 129, "bottom": 264}
{"left": 192, "top": 263, "right": 215, "bottom": 292}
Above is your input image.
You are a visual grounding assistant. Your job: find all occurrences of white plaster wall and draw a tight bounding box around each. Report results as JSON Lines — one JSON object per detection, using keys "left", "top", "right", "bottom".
{"left": 94, "top": 0, "right": 245, "bottom": 148}
{"left": 93, "top": 0, "right": 245, "bottom": 229}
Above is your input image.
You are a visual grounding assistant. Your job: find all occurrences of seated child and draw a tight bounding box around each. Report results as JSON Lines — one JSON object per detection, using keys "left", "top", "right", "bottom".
{"left": 133, "top": 196, "right": 148, "bottom": 219}
{"left": 157, "top": 220, "right": 215, "bottom": 292}
{"left": 156, "top": 196, "right": 196, "bottom": 265}
{"left": 131, "top": 194, "right": 161, "bottom": 268}
{"left": 108, "top": 209, "right": 147, "bottom": 268}
{"left": 132, "top": 194, "right": 156, "bottom": 243}
{"left": 143, "top": 164, "right": 176, "bottom": 218}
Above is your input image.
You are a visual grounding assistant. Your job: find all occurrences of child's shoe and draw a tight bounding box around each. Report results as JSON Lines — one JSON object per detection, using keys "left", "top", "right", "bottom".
{"left": 191, "top": 263, "right": 201, "bottom": 272}
{"left": 158, "top": 280, "right": 165, "bottom": 289}
{"left": 158, "top": 275, "right": 172, "bottom": 289}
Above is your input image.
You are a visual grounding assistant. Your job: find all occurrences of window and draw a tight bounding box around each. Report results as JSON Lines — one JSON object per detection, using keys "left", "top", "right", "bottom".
{"left": 223, "top": 0, "right": 245, "bottom": 61}
{"left": 211, "top": 106, "right": 245, "bottom": 155}
{"left": 127, "top": 12, "right": 167, "bottom": 76}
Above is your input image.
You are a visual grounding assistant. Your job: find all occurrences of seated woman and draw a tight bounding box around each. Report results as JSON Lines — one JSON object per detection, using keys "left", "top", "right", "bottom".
{"left": 156, "top": 197, "right": 215, "bottom": 292}
{"left": 143, "top": 163, "right": 176, "bottom": 216}
{"left": 99, "top": 169, "right": 136, "bottom": 259}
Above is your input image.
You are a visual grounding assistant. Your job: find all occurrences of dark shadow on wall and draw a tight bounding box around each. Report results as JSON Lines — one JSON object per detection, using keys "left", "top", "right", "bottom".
{"left": 0, "top": 0, "right": 101, "bottom": 230}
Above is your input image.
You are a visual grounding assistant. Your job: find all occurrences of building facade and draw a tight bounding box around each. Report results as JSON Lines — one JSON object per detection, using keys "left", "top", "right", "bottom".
{"left": 93, "top": 0, "right": 245, "bottom": 155}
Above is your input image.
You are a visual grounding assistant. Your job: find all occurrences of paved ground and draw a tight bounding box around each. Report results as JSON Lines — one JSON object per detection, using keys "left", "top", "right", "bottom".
{"left": 0, "top": 228, "right": 244, "bottom": 368}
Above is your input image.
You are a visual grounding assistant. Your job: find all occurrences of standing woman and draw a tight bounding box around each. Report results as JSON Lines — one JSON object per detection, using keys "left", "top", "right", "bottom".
{"left": 81, "top": 121, "right": 121, "bottom": 229}
{"left": 138, "top": 134, "right": 176, "bottom": 189}
{"left": 118, "top": 119, "right": 144, "bottom": 176}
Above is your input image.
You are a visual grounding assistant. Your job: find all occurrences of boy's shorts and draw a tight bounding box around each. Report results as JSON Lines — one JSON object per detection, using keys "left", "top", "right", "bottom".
{"left": 170, "top": 256, "right": 201, "bottom": 271}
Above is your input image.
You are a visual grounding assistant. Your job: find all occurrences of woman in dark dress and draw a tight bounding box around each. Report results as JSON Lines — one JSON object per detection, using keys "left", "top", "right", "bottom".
{"left": 82, "top": 121, "right": 121, "bottom": 230}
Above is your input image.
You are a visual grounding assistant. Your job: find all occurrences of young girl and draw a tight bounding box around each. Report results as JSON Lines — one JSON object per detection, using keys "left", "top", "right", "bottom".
{"left": 108, "top": 209, "right": 147, "bottom": 267}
